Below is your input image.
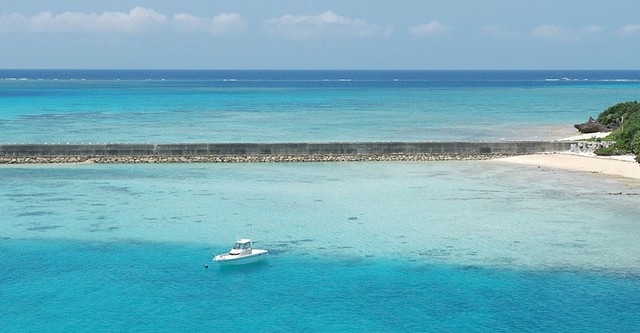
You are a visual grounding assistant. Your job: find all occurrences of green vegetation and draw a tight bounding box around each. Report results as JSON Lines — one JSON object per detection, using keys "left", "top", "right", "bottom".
{"left": 595, "top": 101, "right": 640, "bottom": 163}
{"left": 594, "top": 145, "right": 627, "bottom": 156}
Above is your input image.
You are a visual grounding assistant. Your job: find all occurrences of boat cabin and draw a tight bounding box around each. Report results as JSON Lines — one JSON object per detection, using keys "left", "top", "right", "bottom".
{"left": 229, "top": 239, "right": 253, "bottom": 255}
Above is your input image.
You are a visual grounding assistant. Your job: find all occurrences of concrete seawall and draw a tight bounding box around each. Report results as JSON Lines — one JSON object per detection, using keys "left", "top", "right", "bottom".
{"left": 0, "top": 141, "right": 576, "bottom": 164}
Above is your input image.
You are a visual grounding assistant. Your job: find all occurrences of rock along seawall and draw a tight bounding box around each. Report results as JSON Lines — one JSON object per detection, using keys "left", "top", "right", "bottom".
{"left": 0, "top": 141, "right": 576, "bottom": 164}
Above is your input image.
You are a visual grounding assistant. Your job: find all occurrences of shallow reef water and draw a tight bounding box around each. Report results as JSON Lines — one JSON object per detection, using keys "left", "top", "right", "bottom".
{"left": 0, "top": 162, "right": 639, "bottom": 331}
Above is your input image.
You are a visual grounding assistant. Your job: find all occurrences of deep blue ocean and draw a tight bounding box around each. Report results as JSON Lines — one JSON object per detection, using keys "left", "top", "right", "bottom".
{"left": 1, "top": 70, "right": 640, "bottom": 332}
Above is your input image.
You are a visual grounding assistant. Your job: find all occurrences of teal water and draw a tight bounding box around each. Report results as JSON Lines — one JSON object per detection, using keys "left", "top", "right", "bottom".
{"left": 1, "top": 70, "right": 640, "bottom": 143}
{"left": 2, "top": 240, "right": 638, "bottom": 332}
{"left": 1, "top": 162, "right": 639, "bottom": 332}
{"left": 1, "top": 70, "right": 640, "bottom": 332}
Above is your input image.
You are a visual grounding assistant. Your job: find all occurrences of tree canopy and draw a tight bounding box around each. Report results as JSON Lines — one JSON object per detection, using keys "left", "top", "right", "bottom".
{"left": 596, "top": 101, "right": 640, "bottom": 163}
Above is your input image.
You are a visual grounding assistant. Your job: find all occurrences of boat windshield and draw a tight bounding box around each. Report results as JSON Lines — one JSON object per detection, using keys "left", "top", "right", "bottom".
{"left": 233, "top": 242, "right": 251, "bottom": 250}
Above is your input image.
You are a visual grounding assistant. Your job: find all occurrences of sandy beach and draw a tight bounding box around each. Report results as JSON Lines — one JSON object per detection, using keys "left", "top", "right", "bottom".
{"left": 495, "top": 152, "right": 640, "bottom": 181}
{"left": 557, "top": 132, "right": 612, "bottom": 141}
{"left": 494, "top": 131, "right": 640, "bottom": 181}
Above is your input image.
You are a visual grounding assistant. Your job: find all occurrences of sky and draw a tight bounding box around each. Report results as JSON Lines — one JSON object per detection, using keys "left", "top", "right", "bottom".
{"left": 1, "top": 0, "right": 639, "bottom": 69}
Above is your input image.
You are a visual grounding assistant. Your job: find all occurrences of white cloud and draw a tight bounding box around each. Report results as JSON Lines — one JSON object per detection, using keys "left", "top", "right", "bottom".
{"left": 264, "top": 11, "right": 384, "bottom": 39}
{"left": 0, "top": 13, "right": 25, "bottom": 33}
{"left": 480, "top": 24, "right": 518, "bottom": 38}
{"left": 410, "top": 21, "right": 451, "bottom": 36}
{"left": 618, "top": 24, "right": 640, "bottom": 36}
{"left": 530, "top": 24, "right": 575, "bottom": 39}
{"left": 382, "top": 26, "right": 395, "bottom": 39}
{"left": 530, "top": 24, "right": 607, "bottom": 40}
{"left": 174, "top": 12, "right": 246, "bottom": 35}
{"left": 0, "top": 7, "right": 167, "bottom": 33}
{"left": 0, "top": 8, "right": 248, "bottom": 36}
{"left": 582, "top": 25, "right": 603, "bottom": 34}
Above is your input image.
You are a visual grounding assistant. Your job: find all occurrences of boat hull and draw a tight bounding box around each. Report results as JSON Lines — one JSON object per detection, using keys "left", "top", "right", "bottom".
{"left": 213, "top": 249, "right": 268, "bottom": 266}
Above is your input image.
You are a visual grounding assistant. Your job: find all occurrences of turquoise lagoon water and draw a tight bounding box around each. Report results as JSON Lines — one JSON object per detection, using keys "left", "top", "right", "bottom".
{"left": 1, "top": 162, "right": 639, "bottom": 332}
{"left": 1, "top": 70, "right": 640, "bottom": 332}
{"left": 1, "top": 70, "right": 640, "bottom": 143}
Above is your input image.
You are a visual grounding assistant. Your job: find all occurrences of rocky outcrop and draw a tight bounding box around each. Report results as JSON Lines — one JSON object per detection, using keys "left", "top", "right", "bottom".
{"left": 0, "top": 141, "right": 578, "bottom": 164}
{"left": 569, "top": 141, "right": 614, "bottom": 154}
{"left": 574, "top": 117, "right": 619, "bottom": 133}
{"left": 0, "top": 153, "right": 520, "bottom": 164}
{"left": 574, "top": 117, "right": 606, "bottom": 133}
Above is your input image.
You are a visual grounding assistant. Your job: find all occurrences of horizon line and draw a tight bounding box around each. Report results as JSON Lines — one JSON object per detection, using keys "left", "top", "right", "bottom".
{"left": 2, "top": 68, "right": 640, "bottom": 71}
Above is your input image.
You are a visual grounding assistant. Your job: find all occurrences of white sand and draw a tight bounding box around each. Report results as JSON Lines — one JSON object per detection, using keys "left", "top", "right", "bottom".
{"left": 559, "top": 131, "right": 611, "bottom": 141}
{"left": 495, "top": 131, "right": 640, "bottom": 180}
{"left": 495, "top": 152, "right": 640, "bottom": 180}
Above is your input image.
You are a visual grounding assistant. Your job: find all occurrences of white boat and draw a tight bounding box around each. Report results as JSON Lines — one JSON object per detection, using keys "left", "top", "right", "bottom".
{"left": 212, "top": 239, "right": 268, "bottom": 266}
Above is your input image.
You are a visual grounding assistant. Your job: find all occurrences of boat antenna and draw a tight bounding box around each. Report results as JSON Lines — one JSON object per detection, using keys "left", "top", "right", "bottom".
{"left": 234, "top": 212, "right": 240, "bottom": 241}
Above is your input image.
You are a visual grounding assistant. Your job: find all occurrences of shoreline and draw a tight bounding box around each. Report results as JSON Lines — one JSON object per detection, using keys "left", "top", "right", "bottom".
{"left": 558, "top": 132, "right": 612, "bottom": 141}
{"left": 4, "top": 151, "right": 637, "bottom": 182}
{"left": 494, "top": 131, "right": 640, "bottom": 181}
{"left": 493, "top": 152, "right": 640, "bottom": 181}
